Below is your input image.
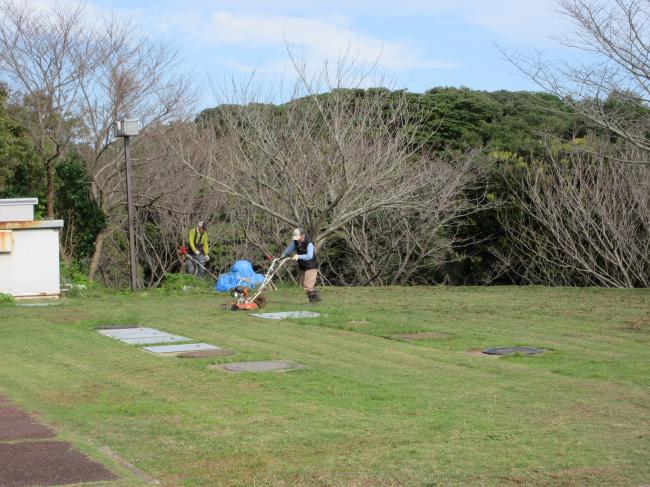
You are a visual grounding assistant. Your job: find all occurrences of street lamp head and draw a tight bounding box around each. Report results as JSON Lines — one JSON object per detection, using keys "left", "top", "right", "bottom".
{"left": 113, "top": 118, "right": 140, "bottom": 137}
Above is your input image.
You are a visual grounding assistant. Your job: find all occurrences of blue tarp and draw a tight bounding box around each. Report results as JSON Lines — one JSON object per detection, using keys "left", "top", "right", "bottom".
{"left": 215, "top": 260, "right": 265, "bottom": 292}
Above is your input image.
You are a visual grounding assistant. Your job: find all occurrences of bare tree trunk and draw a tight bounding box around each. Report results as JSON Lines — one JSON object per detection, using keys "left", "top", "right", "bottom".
{"left": 88, "top": 227, "right": 110, "bottom": 281}
{"left": 46, "top": 159, "right": 55, "bottom": 218}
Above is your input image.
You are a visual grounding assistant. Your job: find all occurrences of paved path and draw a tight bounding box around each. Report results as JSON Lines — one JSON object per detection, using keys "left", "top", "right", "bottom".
{"left": 0, "top": 395, "right": 117, "bottom": 487}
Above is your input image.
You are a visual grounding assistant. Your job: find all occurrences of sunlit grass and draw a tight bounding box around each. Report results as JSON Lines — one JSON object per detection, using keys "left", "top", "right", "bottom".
{"left": 0, "top": 286, "right": 648, "bottom": 486}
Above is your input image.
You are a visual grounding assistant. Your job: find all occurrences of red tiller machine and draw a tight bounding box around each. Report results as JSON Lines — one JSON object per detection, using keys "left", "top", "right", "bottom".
{"left": 229, "top": 257, "right": 290, "bottom": 311}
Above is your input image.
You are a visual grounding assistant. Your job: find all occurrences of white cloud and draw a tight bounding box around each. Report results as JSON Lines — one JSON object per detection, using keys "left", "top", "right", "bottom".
{"left": 160, "top": 9, "right": 460, "bottom": 73}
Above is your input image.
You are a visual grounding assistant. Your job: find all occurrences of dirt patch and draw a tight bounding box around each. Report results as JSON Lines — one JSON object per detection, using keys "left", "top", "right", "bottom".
{"left": 347, "top": 320, "right": 369, "bottom": 326}
{"left": 0, "top": 407, "right": 55, "bottom": 441}
{"left": 392, "top": 332, "right": 448, "bottom": 340}
{"left": 620, "top": 314, "right": 649, "bottom": 333}
{"left": 0, "top": 440, "right": 118, "bottom": 486}
{"left": 177, "top": 349, "right": 235, "bottom": 358}
{"left": 504, "top": 464, "right": 626, "bottom": 486}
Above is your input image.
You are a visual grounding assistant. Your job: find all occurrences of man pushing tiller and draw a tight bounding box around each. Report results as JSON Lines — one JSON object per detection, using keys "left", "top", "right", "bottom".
{"left": 279, "top": 228, "right": 321, "bottom": 304}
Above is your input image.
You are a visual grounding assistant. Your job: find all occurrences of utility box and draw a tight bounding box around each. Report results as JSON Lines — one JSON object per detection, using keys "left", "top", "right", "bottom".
{"left": 0, "top": 198, "right": 37, "bottom": 222}
{"left": 113, "top": 118, "right": 140, "bottom": 137}
{"left": 0, "top": 198, "right": 64, "bottom": 299}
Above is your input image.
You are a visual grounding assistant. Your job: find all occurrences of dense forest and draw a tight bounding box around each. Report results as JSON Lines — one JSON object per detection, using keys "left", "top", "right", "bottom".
{"left": 0, "top": 0, "right": 648, "bottom": 288}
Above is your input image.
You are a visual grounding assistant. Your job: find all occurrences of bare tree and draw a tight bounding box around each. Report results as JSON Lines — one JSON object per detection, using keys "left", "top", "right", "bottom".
{"left": 339, "top": 152, "right": 485, "bottom": 285}
{"left": 498, "top": 137, "right": 650, "bottom": 287}
{"left": 0, "top": 0, "right": 193, "bottom": 280}
{"left": 0, "top": 0, "right": 93, "bottom": 216}
{"left": 506, "top": 0, "right": 650, "bottom": 159}
{"left": 169, "top": 54, "right": 483, "bottom": 283}
{"left": 75, "top": 20, "right": 193, "bottom": 280}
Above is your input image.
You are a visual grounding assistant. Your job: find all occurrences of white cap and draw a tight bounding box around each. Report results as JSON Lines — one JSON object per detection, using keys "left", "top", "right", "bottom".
{"left": 292, "top": 228, "right": 302, "bottom": 240}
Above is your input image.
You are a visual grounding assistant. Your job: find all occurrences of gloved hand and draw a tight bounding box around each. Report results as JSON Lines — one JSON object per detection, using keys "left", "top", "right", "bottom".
{"left": 291, "top": 254, "right": 300, "bottom": 261}
{"left": 204, "top": 255, "right": 210, "bottom": 262}
{"left": 194, "top": 250, "right": 200, "bottom": 256}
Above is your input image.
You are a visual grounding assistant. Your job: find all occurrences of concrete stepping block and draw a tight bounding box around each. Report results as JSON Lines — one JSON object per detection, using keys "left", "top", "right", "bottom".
{"left": 0, "top": 407, "right": 55, "bottom": 441}
{"left": 142, "top": 343, "right": 219, "bottom": 354}
{"left": 120, "top": 335, "right": 191, "bottom": 345}
{"left": 250, "top": 311, "right": 322, "bottom": 320}
{"left": 0, "top": 440, "right": 117, "bottom": 486}
{"left": 98, "top": 327, "right": 191, "bottom": 345}
{"left": 98, "top": 327, "right": 172, "bottom": 339}
{"left": 216, "top": 360, "right": 306, "bottom": 372}
{"left": 392, "top": 332, "right": 448, "bottom": 340}
{"left": 177, "top": 349, "right": 235, "bottom": 358}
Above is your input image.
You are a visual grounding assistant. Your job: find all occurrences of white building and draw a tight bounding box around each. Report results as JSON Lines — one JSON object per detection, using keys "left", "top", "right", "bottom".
{"left": 0, "top": 198, "right": 64, "bottom": 299}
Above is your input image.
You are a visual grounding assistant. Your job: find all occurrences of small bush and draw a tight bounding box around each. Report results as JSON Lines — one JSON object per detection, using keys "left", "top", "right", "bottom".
{"left": 0, "top": 293, "right": 15, "bottom": 305}
{"left": 60, "top": 262, "right": 95, "bottom": 289}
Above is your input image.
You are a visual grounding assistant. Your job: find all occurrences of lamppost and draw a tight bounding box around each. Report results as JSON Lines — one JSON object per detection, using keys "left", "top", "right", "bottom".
{"left": 113, "top": 118, "right": 140, "bottom": 292}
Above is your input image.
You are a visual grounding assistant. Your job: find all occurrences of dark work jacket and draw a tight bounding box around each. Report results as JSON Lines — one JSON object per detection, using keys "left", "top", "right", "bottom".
{"left": 295, "top": 237, "right": 318, "bottom": 271}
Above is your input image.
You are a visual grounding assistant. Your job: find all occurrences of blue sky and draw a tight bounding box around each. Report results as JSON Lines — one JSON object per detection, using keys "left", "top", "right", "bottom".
{"left": 79, "top": 0, "right": 591, "bottom": 108}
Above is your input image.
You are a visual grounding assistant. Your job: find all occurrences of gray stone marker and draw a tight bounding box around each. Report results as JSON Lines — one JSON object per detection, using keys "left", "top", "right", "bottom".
{"left": 220, "top": 360, "right": 305, "bottom": 372}
{"left": 98, "top": 327, "right": 190, "bottom": 345}
{"left": 121, "top": 335, "right": 191, "bottom": 345}
{"left": 142, "top": 343, "right": 219, "bottom": 354}
{"left": 250, "top": 311, "right": 322, "bottom": 320}
{"left": 98, "top": 327, "right": 168, "bottom": 339}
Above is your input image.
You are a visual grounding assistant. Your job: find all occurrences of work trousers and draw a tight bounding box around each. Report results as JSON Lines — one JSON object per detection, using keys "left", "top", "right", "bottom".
{"left": 299, "top": 269, "right": 318, "bottom": 293}
{"left": 186, "top": 253, "right": 206, "bottom": 277}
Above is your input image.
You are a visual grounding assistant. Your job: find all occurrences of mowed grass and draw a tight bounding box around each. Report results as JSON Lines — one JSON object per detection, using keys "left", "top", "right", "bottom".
{"left": 0, "top": 286, "right": 648, "bottom": 486}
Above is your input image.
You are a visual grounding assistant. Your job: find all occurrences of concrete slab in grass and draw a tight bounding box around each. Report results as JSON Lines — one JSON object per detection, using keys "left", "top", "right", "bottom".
{"left": 0, "top": 440, "right": 118, "bottom": 487}
{"left": 98, "top": 327, "right": 170, "bottom": 339}
{"left": 250, "top": 311, "right": 323, "bottom": 320}
{"left": 0, "top": 407, "right": 55, "bottom": 441}
{"left": 143, "top": 343, "right": 219, "bottom": 354}
{"left": 98, "top": 327, "right": 191, "bottom": 345}
{"left": 214, "top": 360, "right": 306, "bottom": 373}
{"left": 120, "top": 335, "right": 191, "bottom": 345}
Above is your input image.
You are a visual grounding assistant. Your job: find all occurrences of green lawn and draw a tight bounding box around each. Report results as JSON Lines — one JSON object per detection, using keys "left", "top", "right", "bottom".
{"left": 0, "top": 286, "right": 648, "bottom": 486}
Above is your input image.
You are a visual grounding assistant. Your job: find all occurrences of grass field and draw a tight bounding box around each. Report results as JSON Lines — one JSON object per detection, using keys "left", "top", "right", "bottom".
{"left": 0, "top": 286, "right": 648, "bottom": 486}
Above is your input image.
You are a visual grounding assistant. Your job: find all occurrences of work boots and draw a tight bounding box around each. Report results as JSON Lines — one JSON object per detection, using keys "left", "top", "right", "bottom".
{"left": 307, "top": 291, "right": 321, "bottom": 304}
